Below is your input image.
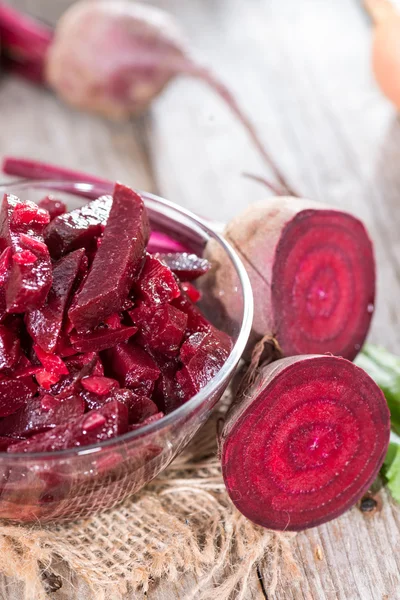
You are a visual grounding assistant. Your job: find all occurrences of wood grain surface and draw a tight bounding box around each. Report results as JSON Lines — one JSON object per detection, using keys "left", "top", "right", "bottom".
{"left": 2, "top": 0, "right": 400, "bottom": 598}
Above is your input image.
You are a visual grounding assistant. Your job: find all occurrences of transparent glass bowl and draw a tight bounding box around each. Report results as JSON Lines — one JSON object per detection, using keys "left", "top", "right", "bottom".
{"left": 0, "top": 180, "right": 253, "bottom": 522}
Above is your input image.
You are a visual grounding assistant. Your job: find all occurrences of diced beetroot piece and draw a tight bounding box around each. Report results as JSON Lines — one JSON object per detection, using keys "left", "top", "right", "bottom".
{"left": 0, "top": 394, "right": 85, "bottom": 438}
{"left": 69, "top": 184, "right": 149, "bottom": 331}
{"left": 181, "top": 282, "right": 201, "bottom": 303}
{"left": 0, "top": 248, "right": 11, "bottom": 321}
{"left": 36, "top": 370, "right": 61, "bottom": 390}
{"left": 81, "top": 376, "right": 119, "bottom": 395}
{"left": 136, "top": 304, "right": 187, "bottom": 356}
{"left": 152, "top": 356, "right": 185, "bottom": 413}
{"left": 38, "top": 196, "right": 67, "bottom": 220}
{"left": 126, "top": 394, "right": 159, "bottom": 424}
{"left": 44, "top": 194, "right": 112, "bottom": 259}
{"left": 154, "top": 252, "right": 211, "bottom": 281}
{"left": 34, "top": 345, "right": 69, "bottom": 376}
{"left": 70, "top": 325, "right": 138, "bottom": 353}
{"left": 128, "top": 411, "right": 164, "bottom": 431}
{"left": 8, "top": 400, "right": 129, "bottom": 453}
{"left": 0, "top": 436, "right": 21, "bottom": 452}
{"left": 103, "top": 342, "right": 160, "bottom": 392}
{"left": 103, "top": 313, "right": 121, "bottom": 329}
{"left": 0, "top": 324, "right": 20, "bottom": 370}
{"left": 177, "top": 328, "right": 232, "bottom": 399}
{"left": 0, "top": 195, "right": 53, "bottom": 312}
{"left": 172, "top": 293, "right": 211, "bottom": 335}
{"left": 180, "top": 328, "right": 233, "bottom": 365}
{"left": 25, "top": 248, "right": 85, "bottom": 352}
{"left": 0, "top": 378, "right": 32, "bottom": 417}
{"left": 136, "top": 254, "right": 180, "bottom": 305}
{"left": 65, "top": 352, "right": 104, "bottom": 376}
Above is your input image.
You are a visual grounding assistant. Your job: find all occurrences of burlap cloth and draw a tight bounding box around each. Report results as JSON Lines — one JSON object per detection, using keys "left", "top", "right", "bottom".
{"left": 0, "top": 394, "right": 298, "bottom": 600}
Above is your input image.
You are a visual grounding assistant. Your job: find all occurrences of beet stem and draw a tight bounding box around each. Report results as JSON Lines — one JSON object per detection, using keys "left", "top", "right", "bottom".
{"left": 2, "top": 157, "right": 111, "bottom": 187}
{"left": 0, "top": 2, "right": 52, "bottom": 82}
{"left": 242, "top": 171, "right": 297, "bottom": 196}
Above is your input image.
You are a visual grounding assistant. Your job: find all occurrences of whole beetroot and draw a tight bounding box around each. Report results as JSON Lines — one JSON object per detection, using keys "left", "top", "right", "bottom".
{"left": 206, "top": 196, "right": 376, "bottom": 361}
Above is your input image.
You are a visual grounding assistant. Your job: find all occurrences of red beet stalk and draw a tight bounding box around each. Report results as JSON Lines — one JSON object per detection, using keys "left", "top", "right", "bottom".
{"left": 0, "top": 2, "right": 52, "bottom": 82}
{"left": 221, "top": 355, "right": 390, "bottom": 531}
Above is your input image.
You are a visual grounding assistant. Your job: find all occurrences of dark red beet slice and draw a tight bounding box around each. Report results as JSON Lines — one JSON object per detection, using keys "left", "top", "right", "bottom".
{"left": 181, "top": 282, "right": 201, "bottom": 303}
{"left": 81, "top": 376, "right": 119, "bottom": 395}
{"left": 172, "top": 293, "right": 210, "bottom": 334}
{"left": 0, "top": 378, "right": 32, "bottom": 417}
{"left": 0, "top": 394, "right": 85, "bottom": 438}
{"left": 177, "top": 328, "right": 232, "bottom": 400}
{"left": 0, "top": 194, "right": 52, "bottom": 312}
{"left": 221, "top": 355, "right": 390, "bottom": 531}
{"left": 25, "top": 248, "right": 85, "bottom": 352}
{"left": 38, "top": 196, "right": 67, "bottom": 220}
{"left": 69, "top": 184, "right": 149, "bottom": 331}
{"left": 128, "top": 411, "right": 164, "bottom": 431}
{"left": 136, "top": 254, "right": 180, "bottom": 305}
{"left": 44, "top": 194, "right": 112, "bottom": 259}
{"left": 154, "top": 252, "right": 211, "bottom": 281}
{"left": 103, "top": 342, "right": 160, "bottom": 392}
{"left": 0, "top": 324, "right": 20, "bottom": 370}
{"left": 207, "top": 199, "right": 376, "bottom": 360}
{"left": 0, "top": 247, "right": 11, "bottom": 321}
{"left": 70, "top": 325, "right": 137, "bottom": 353}
{"left": 34, "top": 345, "right": 68, "bottom": 377}
{"left": 82, "top": 387, "right": 158, "bottom": 424}
{"left": 133, "top": 304, "right": 187, "bottom": 356}
{"left": 151, "top": 355, "right": 185, "bottom": 413}
{"left": 8, "top": 400, "right": 129, "bottom": 453}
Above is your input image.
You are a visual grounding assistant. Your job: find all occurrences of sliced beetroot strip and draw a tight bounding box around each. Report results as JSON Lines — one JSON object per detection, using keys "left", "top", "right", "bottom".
{"left": 44, "top": 195, "right": 112, "bottom": 259}
{"left": 25, "top": 248, "right": 85, "bottom": 352}
{"left": 154, "top": 252, "right": 211, "bottom": 281}
{"left": 70, "top": 325, "right": 138, "bottom": 353}
{"left": 221, "top": 355, "right": 390, "bottom": 531}
{"left": 69, "top": 183, "right": 149, "bottom": 331}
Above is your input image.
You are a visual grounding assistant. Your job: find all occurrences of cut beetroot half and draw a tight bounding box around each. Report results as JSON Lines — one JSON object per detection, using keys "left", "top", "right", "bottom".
{"left": 8, "top": 400, "right": 129, "bottom": 453}
{"left": 154, "top": 252, "right": 211, "bottom": 281}
{"left": 25, "top": 248, "right": 85, "bottom": 352}
{"left": 0, "top": 378, "right": 33, "bottom": 417}
{"left": 0, "top": 394, "right": 85, "bottom": 438}
{"left": 70, "top": 325, "right": 138, "bottom": 353}
{"left": 0, "top": 195, "right": 53, "bottom": 312}
{"left": 221, "top": 355, "right": 390, "bottom": 531}
{"left": 208, "top": 199, "right": 376, "bottom": 360}
{"left": 44, "top": 194, "right": 112, "bottom": 258}
{"left": 103, "top": 342, "right": 160, "bottom": 392}
{"left": 69, "top": 184, "right": 149, "bottom": 331}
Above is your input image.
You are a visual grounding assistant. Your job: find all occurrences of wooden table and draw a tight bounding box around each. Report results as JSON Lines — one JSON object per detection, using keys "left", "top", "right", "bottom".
{"left": 2, "top": 0, "right": 400, "bottom": 598}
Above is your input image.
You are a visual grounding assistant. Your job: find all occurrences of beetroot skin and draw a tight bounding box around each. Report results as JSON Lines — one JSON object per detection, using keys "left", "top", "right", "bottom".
{"left": 221, "top": 355, "right": 390, "bottom": 531}
{"left": 0, "top": 182, "right": 232, "bottom": 455}
{"left": 206, "top": 198, "right": 376, "bottom": 360}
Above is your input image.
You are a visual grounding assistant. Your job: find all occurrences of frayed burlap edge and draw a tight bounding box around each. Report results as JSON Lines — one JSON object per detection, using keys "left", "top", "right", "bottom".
{"left": 0, "top": 396, "right": 299, "bottom": 600}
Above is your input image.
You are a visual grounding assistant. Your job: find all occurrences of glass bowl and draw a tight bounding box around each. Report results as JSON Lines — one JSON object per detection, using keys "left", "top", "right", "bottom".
{"left": 0, "top": 180, "right": 253, "bottom": 522}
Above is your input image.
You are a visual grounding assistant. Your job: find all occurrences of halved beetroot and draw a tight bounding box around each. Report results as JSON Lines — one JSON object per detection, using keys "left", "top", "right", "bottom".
{"left": 0, "top": 195, "right": 52, "bottom": 312}
{"left": 136, "top": 254, "right": 180, "bottom": 305}
{"left": 44, "top": 194, "right": 112, "bottom": 258}
{"left": 0, "top": 378, "right": 33, "bottom": 417}
{"left": 0, "top": 393, "right": 85, "bottom": 438}
{"left": 70, "top": 325, "right": 138, "bottom": 353}
{"left": 69, "top": 184, "right": 149, "bottom": 331}
{"left": 221, "top": 355, "right": 390, "bottom": 531}
{"left": 8, "top": 400, "right": 129, "bottom": 453}
{"left": 25, "top": 248, "right": 85, "bottom": 352}
{"left": 103, "top": 342, "right": 160, "bottom": 392}
{"left": 154, "top": 252, "right": 211, "bottom": 281}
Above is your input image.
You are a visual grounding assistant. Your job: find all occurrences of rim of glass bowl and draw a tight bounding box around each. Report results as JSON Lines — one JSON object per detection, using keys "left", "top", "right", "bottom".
{"left": 0, "top": 179, "right": 254, "bottom": 460}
